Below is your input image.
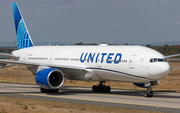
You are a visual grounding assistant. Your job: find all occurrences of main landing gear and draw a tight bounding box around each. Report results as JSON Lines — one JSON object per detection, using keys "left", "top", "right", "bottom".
{"left": 40, "top": 87, "right": 59, "bottom": 93}
{"left": 144, "top": 87, "right": 153, "bottom": 97}
{"left": 92, "top": 81, "right": 111, "bottom": 92}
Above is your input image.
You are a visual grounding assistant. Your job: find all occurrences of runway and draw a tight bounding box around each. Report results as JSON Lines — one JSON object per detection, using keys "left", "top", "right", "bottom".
{"left": 0, "top": 83, "right": 180, "bottom": 112}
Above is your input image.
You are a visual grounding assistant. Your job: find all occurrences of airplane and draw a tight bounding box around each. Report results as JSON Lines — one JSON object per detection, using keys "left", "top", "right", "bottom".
{"left": 0, "top": 2, "right": 179, "bottom": 97}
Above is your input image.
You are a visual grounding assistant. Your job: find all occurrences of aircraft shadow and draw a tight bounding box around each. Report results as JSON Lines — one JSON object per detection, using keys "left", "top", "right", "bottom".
{"left": 48, "top": 86, "right": 180, "bottom": 99}
{"left": 1, "top": 86, "right": 180, "bottom": 99}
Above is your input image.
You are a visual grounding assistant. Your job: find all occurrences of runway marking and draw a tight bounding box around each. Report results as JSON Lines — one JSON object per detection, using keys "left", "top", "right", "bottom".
{"left": 17, "top": 93, "right": 180, "bottom": 109}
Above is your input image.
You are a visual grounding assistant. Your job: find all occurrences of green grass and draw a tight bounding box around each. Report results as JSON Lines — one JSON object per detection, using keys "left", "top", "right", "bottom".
{"left": 81, "top": 108, "right": 86, "bottom": 110}
{"left": 22, "top": 105, "right": 28, "bottom": 110}
{"left": 52, "top": 105, "right": 62, "bottom": 108}
{"left": 0, "top": 109, "right": 7, "bottom": 113}
{"left": 0, "top": 95, "right": 162, "bottom": 113}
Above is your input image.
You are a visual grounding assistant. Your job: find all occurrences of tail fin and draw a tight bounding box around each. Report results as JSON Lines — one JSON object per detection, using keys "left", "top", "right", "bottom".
{"left": 12, "top": 2, "right": 34, "bottom": 49}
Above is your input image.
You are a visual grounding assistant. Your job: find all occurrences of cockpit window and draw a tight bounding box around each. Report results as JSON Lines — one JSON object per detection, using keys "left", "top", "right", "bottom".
{"left": 158, "top": 58, "right": 164, "bottom": 62}
{"left": 149, "top": 58, "right": 167, "bottom": 63}
{"left": 150, "top": 58, "right": 153, "bottom": 62}
{"left": 154, "top": 58, "right": 158, "bottom": 62}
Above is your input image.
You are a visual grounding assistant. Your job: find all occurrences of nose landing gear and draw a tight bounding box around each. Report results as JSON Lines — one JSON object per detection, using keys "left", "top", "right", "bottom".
{"left": 92, "top": 81, "right": 111, "bottom": 92}
{"left": 144, "top": 87, "right": 153, "bottom": 97}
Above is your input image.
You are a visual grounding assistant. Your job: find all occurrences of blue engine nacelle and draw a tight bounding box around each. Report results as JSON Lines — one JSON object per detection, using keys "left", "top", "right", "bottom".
{"left": 133, "top": 83, "right": 146, "bottom": 88}
{"left": 35, "top": 68, "right": 64, "bottom": 89}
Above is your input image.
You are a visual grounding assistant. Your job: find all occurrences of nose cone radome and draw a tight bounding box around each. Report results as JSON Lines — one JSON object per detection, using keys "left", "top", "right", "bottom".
{"left": 149, "top": 62, "right": 170, "bottom": 80}
{"left": 157, "top": 63, "right": 170, "bottom": 79}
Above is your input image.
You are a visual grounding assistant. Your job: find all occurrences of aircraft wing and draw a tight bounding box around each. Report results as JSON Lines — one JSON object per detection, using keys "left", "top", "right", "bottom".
{"left": 0, "top": 59, "right": 86, "bottom": 71}
{"left": 165, "top": 54, "right": 180, "bottom": 58}
{"left": 0, "top": 53, "right": 19, "bottom": 58}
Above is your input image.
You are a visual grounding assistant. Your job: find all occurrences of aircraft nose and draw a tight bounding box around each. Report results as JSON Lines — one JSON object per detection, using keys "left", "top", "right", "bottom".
{"left": 159, "top": 63, "right": 170, "bottom": 77}
{"left": 149, "top": 62, "right": 170, "bottom": 80}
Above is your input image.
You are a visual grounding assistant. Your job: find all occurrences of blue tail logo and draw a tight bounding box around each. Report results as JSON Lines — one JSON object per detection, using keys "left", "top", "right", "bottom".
{"left": 12, "top": 2, "right": 34, "bottom": 49}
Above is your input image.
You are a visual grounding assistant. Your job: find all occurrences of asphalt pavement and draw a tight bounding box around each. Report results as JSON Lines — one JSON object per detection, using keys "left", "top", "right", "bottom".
{"left": 0, "top": 83, "right": 180, "bottom": 113}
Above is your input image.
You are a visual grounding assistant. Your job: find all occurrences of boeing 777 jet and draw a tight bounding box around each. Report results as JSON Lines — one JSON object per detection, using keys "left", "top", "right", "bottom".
{"left": 0, "top": 2, "right": 179, "bottom": 97}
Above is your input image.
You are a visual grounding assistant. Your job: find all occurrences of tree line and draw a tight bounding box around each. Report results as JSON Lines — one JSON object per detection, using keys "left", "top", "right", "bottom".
{"left": 0, "top": 47, "right": 16, "bottom": 53}
{"left": 74, "top": 42, "right": 180, "bottom": 56}
{"left": 146, "top": 44, "right": 180, "bottom": 56}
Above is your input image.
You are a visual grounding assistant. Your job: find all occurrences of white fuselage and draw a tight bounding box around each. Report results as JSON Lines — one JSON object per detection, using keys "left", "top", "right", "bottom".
{"left": 12, "top": 45, "right": 170, "bottom": 83}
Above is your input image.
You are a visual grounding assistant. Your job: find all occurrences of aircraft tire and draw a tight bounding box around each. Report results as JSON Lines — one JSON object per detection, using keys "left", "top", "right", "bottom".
{"left": 54, "top": 89, "right": 59, "bottom": 93}
{"left": 40, "top": 87, "right": 59, "bottom": 93}
{"left": 97, "top": 86, "right": 100, "bottom": 92}
{"left": 48, "top": 89, "right": 59, "bottom": 93}
{"left": 40, "top": 87, "right": 46, "bottom": 93}
{"left": 95, "top": 86, "right": 102, "bottom": 92}
{"left": 92, "top": 86, "right": 111, "bottom": 92}
{"left": 144, "top": 91, "right": 149, "bottom": 97}
{"left": 106, "top": 86, "right": 111, "bottom": 92}
{"left": 92, "top": 85, "right": 97, "bottom": 92}
{"left": 149, "top": 91, "right": 153, "bottom": 97}
{"left": 144, "top": 91, "right": 153, "bottom": 97}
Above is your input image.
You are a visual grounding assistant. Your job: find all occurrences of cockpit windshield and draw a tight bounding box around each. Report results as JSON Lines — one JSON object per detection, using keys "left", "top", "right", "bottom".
{"left": 149, "top": 58, "right": 167, "bottom": 63}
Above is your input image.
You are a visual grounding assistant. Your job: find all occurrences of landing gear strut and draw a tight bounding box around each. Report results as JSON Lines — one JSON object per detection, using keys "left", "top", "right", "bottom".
{"left": 92, "top": 81, "right": 111, "bottom": 92}
{"left": 40, "top": 87, "right": 59, "bottom": 93}
{"left": 144, "top": 87, "right": 153, "bottom": 97}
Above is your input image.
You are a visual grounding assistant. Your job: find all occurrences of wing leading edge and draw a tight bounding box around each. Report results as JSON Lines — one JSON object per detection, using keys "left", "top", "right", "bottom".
{"left": 165, "top": 54, "right": 180, "bottom": 58}
{"left": 0, "top": 59, "right": 87, "bottom": 74}
{"left": 0, "top": 58, "right": 88, "bottom": 81}
{"left": 0, "top": 53, "right": 19, "bottom": 59}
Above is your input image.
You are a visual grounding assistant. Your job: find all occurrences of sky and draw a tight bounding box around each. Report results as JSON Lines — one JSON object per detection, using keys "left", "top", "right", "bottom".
{"left": 1, "top": 0, "right": 180, "bottom": 45}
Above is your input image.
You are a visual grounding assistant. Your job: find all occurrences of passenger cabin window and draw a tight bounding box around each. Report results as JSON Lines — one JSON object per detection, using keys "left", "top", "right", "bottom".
{"left": 149, "top": 58, "right": 167, "bottom": 63}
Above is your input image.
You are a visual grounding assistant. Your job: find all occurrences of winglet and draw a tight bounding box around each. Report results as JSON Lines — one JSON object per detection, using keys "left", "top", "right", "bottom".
{"left": 12, "top": 2, "right": 34, "bottom": 49}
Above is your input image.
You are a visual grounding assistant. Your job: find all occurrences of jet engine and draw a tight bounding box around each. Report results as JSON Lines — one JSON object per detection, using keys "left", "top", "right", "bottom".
{"left": 35, "top": 68, "right": 64, "bottom": 89}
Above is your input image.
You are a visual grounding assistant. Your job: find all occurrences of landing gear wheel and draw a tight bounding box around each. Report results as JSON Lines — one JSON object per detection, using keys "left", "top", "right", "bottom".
{"left": 149, "top": 91, "right": 153, "bottom": 97}
{"left": 40, "top": 87, "right": 46, "bottom": 93}
{"left": 92, "top": 81, "right": 111, "bottom": 93}
{"left": 92, "top": 85, "right": 97, "bottom": 92}
{"left": 40, "top": 87, "right": 59, "bottom": 93}
{"left": 144, "top": 91, "right": 153, "bottom": 97}
{"left": 106, "top": 86, "right": 111, "bottom": 92}
{"left": 51, "top": 89, "right": 59, "bottom": 93}
{"left": 144, "top": 86, "right": 153, "bottom": 97}
{"left": 144, "top": 91, "right": 149, "bottom": 97}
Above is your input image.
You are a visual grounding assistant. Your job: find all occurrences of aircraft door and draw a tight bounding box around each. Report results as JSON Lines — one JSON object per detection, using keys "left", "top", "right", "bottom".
{"left": 97, "top": 57, "right": 101, "bottom": 68}
{"left": 22, "top": 53, "right": 27, "bottom": 61}
{"left": 49, "top": 53, "right": 54, "bottom": 64}
{"left": 129, "top": 55, "right": 136, "bottom": 69}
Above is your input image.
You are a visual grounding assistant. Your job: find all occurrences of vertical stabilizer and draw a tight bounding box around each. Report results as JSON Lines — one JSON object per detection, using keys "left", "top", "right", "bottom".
{"left": 12, "top": 2, "right": 34, "bottom": 49}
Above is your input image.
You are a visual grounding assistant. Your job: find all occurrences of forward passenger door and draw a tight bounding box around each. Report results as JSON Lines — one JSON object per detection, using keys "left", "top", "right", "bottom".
{"left": 129, "top": 55, "right": 136, "bottom": 69}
